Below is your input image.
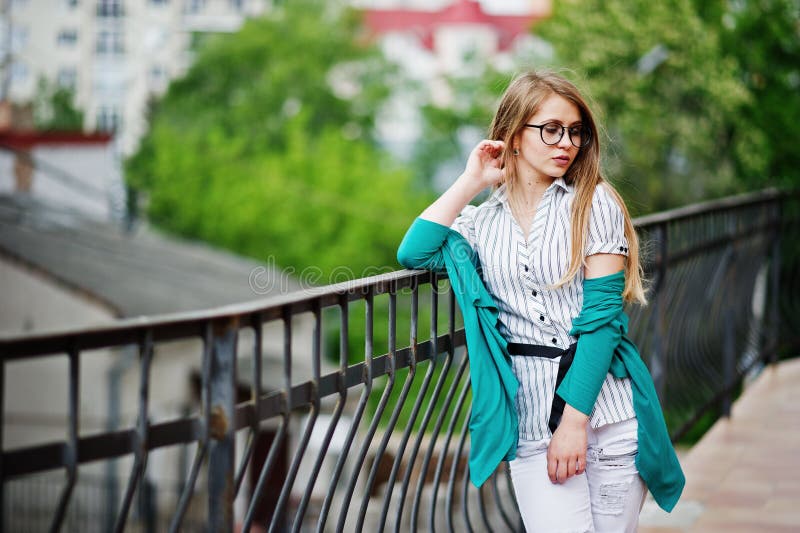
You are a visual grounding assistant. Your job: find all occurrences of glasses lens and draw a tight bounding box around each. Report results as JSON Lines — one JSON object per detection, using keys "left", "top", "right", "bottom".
{"left": 540, "top": 123, "right": 563, "bottom": 145}
{"left": 568, "top": 126, "right": 589, "bottom": 147}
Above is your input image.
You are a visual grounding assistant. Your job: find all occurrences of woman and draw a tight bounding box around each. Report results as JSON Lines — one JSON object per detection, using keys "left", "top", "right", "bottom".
{"left": 397, "top": 71, "right": 684, "bottom": 532}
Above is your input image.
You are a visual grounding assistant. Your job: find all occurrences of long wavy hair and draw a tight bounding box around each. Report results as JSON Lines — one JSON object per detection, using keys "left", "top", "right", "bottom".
{"left": 488, "top": 71, "right": 646, "bottom": 304}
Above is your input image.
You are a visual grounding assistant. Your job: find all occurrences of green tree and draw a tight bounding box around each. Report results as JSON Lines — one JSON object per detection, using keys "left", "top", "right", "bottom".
{"left": 33, "top": 78, "right": 84, "bottom": 131}
{"left": 535, "top": 0, "right": 754, "bottom": 213}
{"left": 693, "top": 0, "right": 800, "bottom": 190}
{"left": 127, "top": 0, "right": 429, "bottom": 281}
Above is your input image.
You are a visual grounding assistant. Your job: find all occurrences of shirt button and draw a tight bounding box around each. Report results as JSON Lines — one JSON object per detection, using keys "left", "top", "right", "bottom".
{"left": 539, "top": 315, "right": 545, "bottom": 321}
{"left": 524, "top": 265, "right": 529, "bottom": 272}
{"left": 531, "top": 290, "right": 537, "bottom": 297}
{"left": 551, "top": 338, "right": 558, "bottom": 344}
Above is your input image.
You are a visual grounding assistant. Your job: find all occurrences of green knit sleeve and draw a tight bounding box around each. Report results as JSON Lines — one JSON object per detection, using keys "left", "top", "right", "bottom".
{"left": 556, "top": 271, "right": 625, "bottom": 416}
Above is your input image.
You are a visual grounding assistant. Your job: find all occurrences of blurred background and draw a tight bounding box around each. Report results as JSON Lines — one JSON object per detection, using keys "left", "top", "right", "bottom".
{"left": 2, "top": 0, "right": 798, "bottom": 293}
{"left": 0, "top": 1, "right": 798, "bottom": 530}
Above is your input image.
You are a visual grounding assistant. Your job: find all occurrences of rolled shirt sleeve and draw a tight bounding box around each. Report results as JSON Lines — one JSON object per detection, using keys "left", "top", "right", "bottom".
{"left": 585, "top": 184, "right": 629, "bottom": 257}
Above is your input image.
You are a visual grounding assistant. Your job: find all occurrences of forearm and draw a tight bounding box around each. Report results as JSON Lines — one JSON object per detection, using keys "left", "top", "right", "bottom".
{"left": 557, "top": 323, "right": 620, "bottom": 416}
{"left": 420, "top": 174, "right": 486, "bottom": 227}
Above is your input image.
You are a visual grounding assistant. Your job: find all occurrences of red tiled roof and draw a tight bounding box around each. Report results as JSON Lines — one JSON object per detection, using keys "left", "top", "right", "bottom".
{"left": 0, "top": 131, "right": 113, "bottom": 150}
{"left": 363, "top": 0, "right": 546, "bottom": 51}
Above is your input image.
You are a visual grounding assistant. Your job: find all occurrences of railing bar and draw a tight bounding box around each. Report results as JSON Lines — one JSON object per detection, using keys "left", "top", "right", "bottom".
{"left": 657, "top": 222, "right": 779, "bottom": 267}
{"left": 412, "top": 347, "right": 459, "bottom": 525}
{"left": 633, "top": 188, "right": 782, "bottom": 227}
{"left": 168, "top": 441, "right": 208, "bottom": 533}
{"left": 339, "top": 289, "right": 398, "bottom": 532}
{"left": 446, "top": 375, "right": 472, "bottom": 533}
{"left": 491, "top": 463, "right": 515, "bottom": 531}
{"left": 0, "top": 271, "right": 435, "bottom": 358}
{"left": 268, "top": 302, "right": 323, "bottom": 533}
{"left": 316, "top": 291, "right": 376, "bottom": 532}
{"left": 234, "top": 314, "right": 265, "bottom": 496}
{"left": 2, "top": 333, "right": 461, "bottom": 479}
{"left": 504, "top": 465, "right": 523, "bottom": 532}
{"left": 456, "top": 405, "right": 474, "bottom": 533}
{"left": 112, "top": 330, "right": 153, "bottom": 532}
{"left": 421, "top": 282, "right": 461, "bottom": 531}
{"left": 387, "top": 302, "right": 443, "bottom": 532}
{"left": 48, "top": 346, "right": 79, "bottom": 533}
{"left": 294, "top": 297, "right": 351, "bottom": 532}
{"left": 430, "top": 352, "right": 470, "bottom": 532}
{"left": 356, "top": 298, "right": 417, "bottom": 530}
{"left": 243, "top": 310, "right": 293, "bottom": 532}
{"left": 404, "top": 278, "right": 448, "bottom": 532}
{"left": 375, "top": 283, "right": 421, "bottom": 531}
{"left": 169, "top": 324, "right": 213, "bottom": 533}
{"left": 241, "top": 416, "right": 288, "bottom": 532}
{"left": 476, "top": 476, "right": 493, "bottom": 532}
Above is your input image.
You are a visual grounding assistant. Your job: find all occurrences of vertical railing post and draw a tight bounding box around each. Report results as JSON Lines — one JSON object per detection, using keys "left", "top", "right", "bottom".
{"left": 769, "top": 199, "right": 782, "bottom": 365}
{"left": 208, "top": 317, "right": 239, "bottom": 532}
{"left": 649, "top": 222, "right": 668, "bottom": 403}
{"left": 721, "top": 306, "right": 735, "bottom": 417}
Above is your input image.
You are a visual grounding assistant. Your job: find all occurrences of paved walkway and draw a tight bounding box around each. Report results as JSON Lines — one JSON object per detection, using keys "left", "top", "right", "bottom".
{"left": 639, "top": 357, "right": 800, "bottom": 532}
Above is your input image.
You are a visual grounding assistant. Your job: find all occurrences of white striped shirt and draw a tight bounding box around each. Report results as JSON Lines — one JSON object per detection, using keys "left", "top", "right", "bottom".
{"left": 452, "top": 178, "right": 635, "bottom": 442}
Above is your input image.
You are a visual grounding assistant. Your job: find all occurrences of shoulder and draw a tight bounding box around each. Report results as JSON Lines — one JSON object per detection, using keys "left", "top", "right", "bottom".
{"left": 591, "top": 182, "right": 624, "bottom": 212}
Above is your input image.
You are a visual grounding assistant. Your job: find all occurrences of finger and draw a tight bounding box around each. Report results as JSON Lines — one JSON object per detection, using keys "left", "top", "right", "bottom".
{"left": 555, "top": 460, "right": 568, "bottom": 484}
{"left": 575, "top": 457, "right": 584, "bottom": 475}
{"left": 546, "top": 455, "right": 558, "bottom": 484}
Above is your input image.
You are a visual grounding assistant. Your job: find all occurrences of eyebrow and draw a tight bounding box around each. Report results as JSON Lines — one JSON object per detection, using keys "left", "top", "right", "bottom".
{"left": 539, "top": 118, "right": 583, "bottom": 126}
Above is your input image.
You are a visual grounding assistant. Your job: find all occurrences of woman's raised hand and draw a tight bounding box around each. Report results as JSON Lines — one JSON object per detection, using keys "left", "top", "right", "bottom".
{"left": 462, "top": 140, "right": 507, "bottom": 189}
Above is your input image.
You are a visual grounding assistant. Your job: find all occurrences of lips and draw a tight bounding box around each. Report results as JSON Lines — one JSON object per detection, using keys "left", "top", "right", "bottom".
{"left": 553, "top": 155, "right": 571, "bottom": 166}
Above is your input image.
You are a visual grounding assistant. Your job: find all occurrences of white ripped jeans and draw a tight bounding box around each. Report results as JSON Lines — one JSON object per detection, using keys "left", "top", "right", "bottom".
{"left": 508, "top": 417, "right": 646, "bottom": 533}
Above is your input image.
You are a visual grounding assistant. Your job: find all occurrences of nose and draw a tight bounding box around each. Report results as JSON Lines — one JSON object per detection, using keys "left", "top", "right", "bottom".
{"left": 556, "top": 129, "right": 573, "bottom": 149}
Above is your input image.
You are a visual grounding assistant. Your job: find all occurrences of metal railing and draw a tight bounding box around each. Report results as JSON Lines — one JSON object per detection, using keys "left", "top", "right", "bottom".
{"left": 1, "top": 188, "right": 797, "bottom": 532}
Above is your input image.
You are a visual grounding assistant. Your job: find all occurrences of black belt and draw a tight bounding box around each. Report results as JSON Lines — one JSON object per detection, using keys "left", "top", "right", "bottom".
{"left": 507, "top": 342, "right": 578, "bottom": 433}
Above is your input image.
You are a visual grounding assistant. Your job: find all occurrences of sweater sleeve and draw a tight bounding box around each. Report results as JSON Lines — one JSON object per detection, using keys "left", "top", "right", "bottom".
{"left": 556, "top": 271, "right": 626, "bottom": 416}
{"left": 397, "top": 217, "right": 450, "bottom": 272}
{"left": 397, "top": 216, "right": 478, "bottom": 273}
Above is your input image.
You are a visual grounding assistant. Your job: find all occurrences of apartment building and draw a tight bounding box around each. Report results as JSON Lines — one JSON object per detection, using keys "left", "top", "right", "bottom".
{"left": 1, "top": 0, "right": 268, "bottom": 155}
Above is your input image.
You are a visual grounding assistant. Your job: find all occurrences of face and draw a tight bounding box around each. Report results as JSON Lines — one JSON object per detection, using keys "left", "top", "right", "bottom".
{"left": 514, "top": 93, "right": 582, "bottom": 183}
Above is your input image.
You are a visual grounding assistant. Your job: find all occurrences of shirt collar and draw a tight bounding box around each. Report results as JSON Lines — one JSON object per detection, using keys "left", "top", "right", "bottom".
{"left": 553, "top": 177, "right": 574, "bottom": 193}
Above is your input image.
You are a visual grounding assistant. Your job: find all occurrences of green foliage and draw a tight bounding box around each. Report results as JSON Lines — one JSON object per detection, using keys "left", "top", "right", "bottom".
{"left": 693, "top": 0, "right": 800, "bottom": 190}
{"left": 126, "top": 0, "right": 430, "bottom": 280}
{"left": 535, "top": 0, "right": 753, "bottom": 214}
{"left": 415, "top": 1, "right": 800, "bottom": 213}
{"left": 33, "top": 78, "right": 84, "bottom": 132}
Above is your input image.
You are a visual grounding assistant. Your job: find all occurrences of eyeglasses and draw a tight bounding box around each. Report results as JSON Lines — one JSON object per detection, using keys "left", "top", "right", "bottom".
{"left": 524, "top": 122, "right": 591, "bottom": 148}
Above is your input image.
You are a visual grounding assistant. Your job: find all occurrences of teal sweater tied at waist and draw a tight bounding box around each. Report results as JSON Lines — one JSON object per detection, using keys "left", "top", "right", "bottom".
{"left": 397, "top": 217, "right": 684, "bottom": 511}
{"left": 560, "top": 270, "right": 685, "bottom": 512}
{"left": 397, "top": 217, "right": 519, "bottom": 488}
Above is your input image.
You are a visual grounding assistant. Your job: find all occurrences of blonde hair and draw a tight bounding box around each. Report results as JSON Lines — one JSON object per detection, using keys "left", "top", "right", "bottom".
{"left": 488, "top": 71, "right": 646, "bottom": 305}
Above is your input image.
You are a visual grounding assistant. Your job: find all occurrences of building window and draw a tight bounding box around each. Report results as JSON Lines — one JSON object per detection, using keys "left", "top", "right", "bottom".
{"left": 97, "top": 0, "right": 124, "bottom": 17}
{"left": 12, "top": 27, "right": 29, "bottom": 53}
{"left": 96, "top": 105, "right": 121, "bottom": 132}
{"left": 150, "top": 0, "right": 168, "bottom": 4}
{"left": 186, "top": 0, "right": 206, "bottom": 14}
{"left": 229, "top": 0, "right": 244, "bottom": 10}
{"left": 148, "top": 65, "right": 167, "bottom": 88}
{"left": 57, "top": 67, "right": 78, "bottom": 90}
{"left": 66, "top": 0, "right": 79, "bottom": 7}
{"left": 96, "top": 30, "right": 124, "bottom": 55}
{"left": 11, "top": 62, "right": 28, "bottom": 83}
{"left": 57, "top": 29, "right": 79, "bottom": 47}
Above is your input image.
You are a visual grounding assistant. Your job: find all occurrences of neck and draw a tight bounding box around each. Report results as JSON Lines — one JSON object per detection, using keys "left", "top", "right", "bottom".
{"left": 517, "top": 172, "right": 556, "bottom": 208}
